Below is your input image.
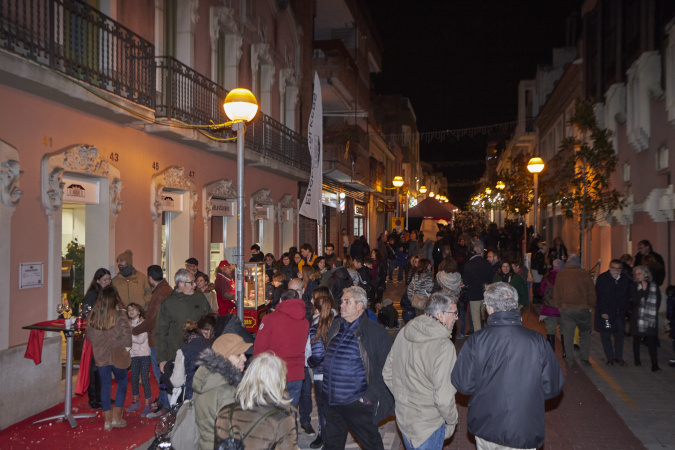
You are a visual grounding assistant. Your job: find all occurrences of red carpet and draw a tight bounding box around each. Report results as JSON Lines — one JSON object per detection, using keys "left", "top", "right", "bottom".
{"left": 0, "top": 371, "right": 158, "bottom": 449}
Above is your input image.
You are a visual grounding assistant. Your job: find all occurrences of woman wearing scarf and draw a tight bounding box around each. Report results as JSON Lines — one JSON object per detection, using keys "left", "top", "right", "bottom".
{"left": 630, "top": 265, "right": 662, "bottom": 371}
{"left": 493, "top": 260, "right": 528, "bottom": 314}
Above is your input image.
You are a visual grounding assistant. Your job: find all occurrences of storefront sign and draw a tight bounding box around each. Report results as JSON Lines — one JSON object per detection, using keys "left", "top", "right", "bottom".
{"left": 19, "top": 262, "right": 43, "bottom": 289}
{"left": 62, "top": 176, "right": 99, "bottom": 204}
{"left": 354, "top": 204, "right": 365, "bottom": 216}
{"left": 162, "top": 193, "right": 183, "bottom": 212}
{"left": 385, "top": 201, "right": 396, "bottom": 212}
{"left": 322, "top": 191, "right": 338, "bottom": 208}
{"left": 211, "top": 198, "right": 235, "bottom": 217}
{"left": 256, "top": 205, "right": 270, "bottom": 220}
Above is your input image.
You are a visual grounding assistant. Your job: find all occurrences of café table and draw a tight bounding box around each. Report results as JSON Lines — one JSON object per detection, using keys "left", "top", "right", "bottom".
{"left": 23, "top": 320, "right": 97, "bottom": 428}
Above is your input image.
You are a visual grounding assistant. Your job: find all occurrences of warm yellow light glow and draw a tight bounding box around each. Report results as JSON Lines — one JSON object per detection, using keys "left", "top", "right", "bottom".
{"left": 527, "top": 157, "right": 545, "bottom": 174}
{"left": 392, "top": 176, "right": 404, "bottom": 188}
{"left": 485, "top": 188, "right": 492, "bottom": 195}
{"left": 223, "top": 88, "right": 258, "bottom": 122}
{"left": 496, "top": 180, "right": 505, "bottom": 190}
{"left": 419, "top": 186, "right": 427, "bottom": 194}
{"left": 429, "top": 191, "right": 435, "bottom": 198}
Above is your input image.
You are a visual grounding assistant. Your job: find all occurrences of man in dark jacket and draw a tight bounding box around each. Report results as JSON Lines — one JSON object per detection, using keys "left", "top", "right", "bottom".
{"left": 136, "top": 265, "right": 174, "bottom": 417}
{"left": 327, "top": 257, "right": 354, "bottom": 304}
{"left": 595, "top": 260, "right": 631, "bottom": 365}
{"left": 463, "top": 243, "right": 494, "bottom": 332}
{"left": 322, "top": 286, "right": 394, "bottom": 450}
{"left": 635, "top": 239, "right": 665, "bottom": 286}
{"left": 451, "top": 282, "right": 564, "bottom": 450}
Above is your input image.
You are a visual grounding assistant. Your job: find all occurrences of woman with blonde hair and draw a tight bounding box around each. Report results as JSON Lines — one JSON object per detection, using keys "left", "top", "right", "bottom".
{"left": 86, "top": 286, "right": 132, "bottom": 431}
{"left": 214, "top": 353, "right": 297, "bottom": 449}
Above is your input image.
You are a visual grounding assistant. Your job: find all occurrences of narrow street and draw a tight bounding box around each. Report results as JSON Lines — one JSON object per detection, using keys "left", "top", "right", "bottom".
{"left": 299, "top": 274, "right": 675, "bottom": 450}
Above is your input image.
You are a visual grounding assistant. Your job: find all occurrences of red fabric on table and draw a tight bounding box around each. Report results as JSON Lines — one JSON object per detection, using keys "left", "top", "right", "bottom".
{"left": 24, "top": 329, "right": 45, "bottom": 364}
{"left": 75, "top": 338, "right": 92, "bottom": 395}
{"left": 33, "top": 319, "right": 65, "bottom": 327}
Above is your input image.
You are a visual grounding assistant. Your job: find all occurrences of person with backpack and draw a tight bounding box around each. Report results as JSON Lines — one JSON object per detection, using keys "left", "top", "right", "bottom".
{"left": 539, "top": 259, "right": 565, "bottom": 356}
{"left": 214, "top": 353, "right": 298, "bottom": 449}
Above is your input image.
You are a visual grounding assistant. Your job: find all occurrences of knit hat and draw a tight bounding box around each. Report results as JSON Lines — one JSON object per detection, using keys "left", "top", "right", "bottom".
{"left": 116, "top": 250, "right": 133, "bottom": 265}
{"left": 437, "top": 271, "right": 462, "bottom": 293}
{"left": 212, "top": 334, "right": 251, "bottom": 359}
{"left": 218, "top": 260, "right": 230, "bottom": 268}
{"left": 382, "top": 298, "right": 393, "bottom": 307}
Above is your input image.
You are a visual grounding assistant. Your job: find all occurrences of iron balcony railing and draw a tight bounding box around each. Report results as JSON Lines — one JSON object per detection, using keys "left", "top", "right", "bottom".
{"left": 155, "top": 55, "right": 309, "bottom": 172}
{"left": 0, "top": 0, "right": 155, "bottom": 107}
{"left": 155, "top": 56, "right": 229, "bottom": 126}
{"left": 245, "top": 114, "right": 310, "bottom": 172}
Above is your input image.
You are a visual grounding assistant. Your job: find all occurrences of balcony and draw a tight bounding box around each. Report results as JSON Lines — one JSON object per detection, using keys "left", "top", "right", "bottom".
{"left": 323, "top": 124, "right": 372, "bottom": 189}
{"left": 155, "top": 56, "right": 310, "bottom": 173}
{"left": 313, "top": 39, "right": 369, "bottom": 114}
{"left": 0, "top": 0, "right": 155, "bottom": 108}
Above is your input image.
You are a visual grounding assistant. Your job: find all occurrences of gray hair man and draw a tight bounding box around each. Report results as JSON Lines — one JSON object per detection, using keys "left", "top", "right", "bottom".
{"left": 452, "top": 282, "right": 564, "bottom": 450}
{"left": 384, "top": 292, "right": 459, "bottom": 448}
{"left": 155, "top": 268, "right": 212, "bottom": 377}
{"left": 322, "top": 286, "right": 394, "bottom": 450}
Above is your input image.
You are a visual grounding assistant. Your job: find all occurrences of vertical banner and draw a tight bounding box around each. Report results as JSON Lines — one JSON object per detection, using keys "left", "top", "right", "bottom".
{"left": 300, "top": 73, "right": 323, "bottom": 221}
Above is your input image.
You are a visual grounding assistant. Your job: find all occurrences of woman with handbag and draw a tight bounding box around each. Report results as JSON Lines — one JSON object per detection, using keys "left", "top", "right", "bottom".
{"left": 86, "top": 286, "right": 132, "bottom": 431}
{"left": 407, "top": 259, "right": 434, "bottom": 316}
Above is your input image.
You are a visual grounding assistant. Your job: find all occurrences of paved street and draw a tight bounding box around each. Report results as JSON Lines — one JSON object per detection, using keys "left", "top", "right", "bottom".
{"left": 297, "top": 275, "right": 675, "bottom": 450}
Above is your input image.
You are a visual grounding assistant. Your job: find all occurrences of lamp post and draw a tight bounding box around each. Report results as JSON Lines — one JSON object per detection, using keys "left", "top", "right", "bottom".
{"left": 527, "top": 157, "right": 545, "bottom": 238}
{"left": 419, "top": 185, "right": 427, "bottom": 199}
{"left": 223, "top": 88, "right": 258, "bottom": 325}
{"left": 392, "top": 175, "right": 404, "bottom": 223}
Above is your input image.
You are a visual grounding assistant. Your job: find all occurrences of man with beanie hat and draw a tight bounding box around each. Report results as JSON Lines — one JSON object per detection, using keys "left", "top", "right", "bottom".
{"left": 112, "top": 250, "right": 152, "bottom": 308}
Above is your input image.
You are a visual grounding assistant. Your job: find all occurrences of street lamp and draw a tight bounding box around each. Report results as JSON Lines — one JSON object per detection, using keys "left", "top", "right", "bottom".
{"left": 527, "top": 157, "right": 545, "bottom": 237}
{"left": 392, "top": 175, "right": 404, "bottom": 219}
{"left": 429, "top": 191, "right": 435, "bottom": 198}
{"left": 496, "top": 180, "right": 505, "bottom": 190}
{"left": 419, "top": 185, "right": 427, "bottom": 195}
{"left": 223, "top": 88, "right": 258, "bottom": 325}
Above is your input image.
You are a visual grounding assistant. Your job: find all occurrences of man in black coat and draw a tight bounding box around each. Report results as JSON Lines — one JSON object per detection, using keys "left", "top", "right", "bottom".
{"left": 595, "top": 260, "right": 631, "bottom": 365}
{"left": 327, "top": 257, "right": 354, "bottom": 305}
{"left": 635, "top": 239, "right": 666, "bottom": 286}
{"left": 452, "top": 282, "right": 564, "bottom": 450}
{"left": 463, "top": 243, "right": 494, "bottom": 332}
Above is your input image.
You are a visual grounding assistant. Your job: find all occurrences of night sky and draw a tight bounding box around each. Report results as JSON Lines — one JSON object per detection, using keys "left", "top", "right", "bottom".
{"left": 365, "top": 0, "right": 582, "bottom": 207}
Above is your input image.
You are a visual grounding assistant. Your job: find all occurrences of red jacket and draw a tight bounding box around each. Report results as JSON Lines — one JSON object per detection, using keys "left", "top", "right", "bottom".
{"left": 215, "top": 273, "right": 236, "bottom": 315}
{"left": 253, "top": 298, "right": 309, "bottom": 381}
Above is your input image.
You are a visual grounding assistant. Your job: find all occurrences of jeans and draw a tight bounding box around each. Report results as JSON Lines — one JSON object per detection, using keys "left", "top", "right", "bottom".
{"left": 402, "top": 423, "right": 446, "bottom": 450}
{"left": 151, "top": 347, "right": 170, "bottom": 409}
{"left": 458, "top": 302, "right": 473, "bottom": 336}
{"left": 298, "top": 367, "right": 313, "bottom": 425}
{"left": 388, "top": 260, "right": 395, "bottom": 280}
{"left": 99, "top": 365, "right": 128, "bottom": 411}
{"left": 287, "top": 379, "right": 303, "bottom": 408}
{"left": 397, "top": 264, "right": 404, "bottom": 281}
{"left": 314, "top": 380, "right": 326, "bottom": 433}
{"left": 323, "top": 399, "right": 384, "bottom": 450}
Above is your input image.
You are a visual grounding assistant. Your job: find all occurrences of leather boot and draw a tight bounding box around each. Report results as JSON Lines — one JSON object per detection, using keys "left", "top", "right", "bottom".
{"left": 546, "top": 334, "right": 555, "bottom": 351}
{"left": 103, "top": 410, "right": 113, "bottom": 431}
{"left": 560, "top": 335, "right": 566, "bottom": 359}
{"left": 112, "top": 406, "right": 127, "bottom": 428}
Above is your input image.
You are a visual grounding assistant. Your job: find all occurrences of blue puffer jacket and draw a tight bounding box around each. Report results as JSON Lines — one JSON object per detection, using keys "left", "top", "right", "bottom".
{"left": 308, "top": 324, "right": 325, "bottom": 377}
{"left": 322, "top": 312, "right": 395, "bottom": 423}
{"left": 322, "top": 318, "right": 367, "bottom": 406}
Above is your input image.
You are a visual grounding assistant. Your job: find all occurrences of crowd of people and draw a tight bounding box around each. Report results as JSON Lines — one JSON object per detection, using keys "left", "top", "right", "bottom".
{"left": 77, "top": 226, "right": 675, "bottom": 450}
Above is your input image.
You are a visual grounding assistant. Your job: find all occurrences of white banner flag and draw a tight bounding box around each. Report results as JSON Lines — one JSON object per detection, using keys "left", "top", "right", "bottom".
{"left": 300, "top": 72, "right": 323, "bottom": 221}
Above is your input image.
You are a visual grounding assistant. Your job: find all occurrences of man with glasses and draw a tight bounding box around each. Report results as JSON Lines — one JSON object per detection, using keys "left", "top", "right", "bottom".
{"left": 155, "top": 268, "right": 212, "bottom": 386}
{"left": 452, "top": 282, "right": 564, "bottom": 450}
{"left": 322, "top": 287, "right": 394, "bottom": 450}
{"left": 384, "top": 292, "right": 459, "bottom": 449}
{"left": 595, "top": 260, "right": 631, "bottom": 365}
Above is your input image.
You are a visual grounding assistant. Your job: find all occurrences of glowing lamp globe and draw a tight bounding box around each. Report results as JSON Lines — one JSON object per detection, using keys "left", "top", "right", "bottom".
{"left": 392, "top": 176, "right": 404, "bottom": 188}
{"left": 527, "top": 157, "right": 545, "bottom": 174}
{"left": 419, "top": 186, "right": 427, "bottom": 194}
{"left": 223, "top": 88, "right": 258, "bottom": 122}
